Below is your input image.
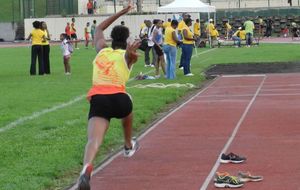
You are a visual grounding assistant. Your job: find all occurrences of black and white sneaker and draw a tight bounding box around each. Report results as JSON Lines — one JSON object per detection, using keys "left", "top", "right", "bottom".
{"left": 124, "top": 138, "right": 139, "bottom": 157}
{"left": 78, "top": 164, "right": 93, "bottom": 190}
{"left": 220, "top": 152, "right": 246, "bottom": 164}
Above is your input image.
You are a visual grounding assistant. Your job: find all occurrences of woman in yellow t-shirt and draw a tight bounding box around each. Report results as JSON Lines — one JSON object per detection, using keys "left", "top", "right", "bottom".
{"left": 163, "top": 20, "right": 180, "bottom": 79}
{"left": 26, "top": 21, "right": 45, "bottom": 75}
{"left": 41, "top": 21, "right": 51, "bottom": 74}
{"left": 181, "top": 18, "right": 196, "bottom": 76}
{"left": 224, "top": 21, "right": 232, "bottom": 39}
{"left": 77, "top": 1, "right": 141, "bottom": 189}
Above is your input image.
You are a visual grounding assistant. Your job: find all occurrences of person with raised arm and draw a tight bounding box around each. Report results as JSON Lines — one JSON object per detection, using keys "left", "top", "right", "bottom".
{"left": 77, "top": 1, "right": 141, "bottom": 189}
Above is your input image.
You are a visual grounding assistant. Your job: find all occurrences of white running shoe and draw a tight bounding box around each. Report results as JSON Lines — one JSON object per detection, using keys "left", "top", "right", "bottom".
{"left": 185, "top": 73, "right": 194, "bottom": 76}
{"left": 124, "top": 138, "right": 139, "bottom": 157}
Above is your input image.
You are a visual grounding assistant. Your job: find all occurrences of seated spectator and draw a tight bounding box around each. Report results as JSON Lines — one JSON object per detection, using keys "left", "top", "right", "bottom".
{"left": 282, "top": 26, "right": 289, "bottom": 38}
{"left": 232, "top": 26, "right": 246, "bottom": 47}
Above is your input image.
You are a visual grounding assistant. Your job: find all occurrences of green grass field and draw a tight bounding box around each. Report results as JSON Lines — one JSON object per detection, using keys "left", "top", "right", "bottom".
{"left": 0, "top": 43, "right": 300, "bottom": 190}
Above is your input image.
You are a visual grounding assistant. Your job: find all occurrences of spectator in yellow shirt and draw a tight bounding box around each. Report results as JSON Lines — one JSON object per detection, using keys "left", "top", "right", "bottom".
{"left": 41, "top": 21, "right": 51, "bottom": 74}
{"left": 181, "top": 18, "right": 196, "bottom": 76}
{"left": 178, "top": 13, "right": 190, "bottom": 69}
{"left": 224, "top": 21, "right": 232, "bottom": 39}
{"left": 163, "top": 18, "right": 171, "bottom": 29}
{"left": 194, "top": 19, "right": 201, "bottom": 46}
{"left": 194, "top": 19, "right": 201, "bottom": 37}
{"left": 232, "top": 27, "right": 242, "bottom": 47}
{"left": 206, "top": 19, "right": 219, "bottom": 47}
{"left": 163, "top": 20, "right": 180, "bottom": 79}
{"left": 27, "top": 21, "right": 46, "bottom": 75}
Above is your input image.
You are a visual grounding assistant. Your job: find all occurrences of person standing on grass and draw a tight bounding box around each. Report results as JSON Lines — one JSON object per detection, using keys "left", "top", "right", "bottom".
{"left": 152, "top": 19, "right": 166, "bottom": 78}
{"left": 41, "top": 21, "right": 51, "bottom": 74}
{"left": 70, "top": 17, "right": 79, "bottom": 49}
{"left": 60, "top": 33, "right": 72, "bottom": 75}
{"left": 181, "top": 18, "right": 196, "bottom": 76}
{"left": 194, "top": 19, "right": 201, "bottom": 46}
{"left": 77, "top": 1, "right": 141, "bottom": 189}
{"left": 224, "top": 20, "right": 232, "bottom": 40}
{"left": 140, "top": 20, "right": 155, "bottom": 67}
{"left": 207, "top": 19, "right": 219, "bottom": 47}
{"left": 265, "top": 17, "right": 273, "bottom": 38}
{"left": 27, "top": 21, "right": 46, "bottom": 76}
{"left": 244, "top": 18, "right": 255, "bottom": 47}
{"left": 163, "top": 20, "right": 180, "bottom": 80}
{"left": 91, "top": 20, "right": 97, "bottom": 48}
{"left": 84, "top": 22, "right": 91, "bottom": 49}
{"left": 178, "top": 13, "right": 190, "bottom": 69}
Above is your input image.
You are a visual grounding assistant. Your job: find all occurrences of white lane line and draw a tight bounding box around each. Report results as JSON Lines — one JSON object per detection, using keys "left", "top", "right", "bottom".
{"left": 0, "top": 48, "right": 216, "bottom": 133}
{"left": 0, "top": 95, "right": 85, "bottom": 133}
{"left": 68, "top": 75, "right": 221, "bottom": 190}
{"left": 221, "top": 74, "right": 266, "bottom": 78}
{"left": 199, "top": 75, "right": 267, "bottom": 190}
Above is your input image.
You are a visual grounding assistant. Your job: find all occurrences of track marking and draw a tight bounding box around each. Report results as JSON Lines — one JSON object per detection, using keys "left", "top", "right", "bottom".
{"left": 0, "top": 48, "right": 216, "bottom": 133}
{"left": 68, "top": 75, "right": 221, "bottom": 190}
{"left": 221, "top": 74, "right": 266, "bottom": 78}
{"left": 199, "top": 75, "right": 267, "bottom": 190}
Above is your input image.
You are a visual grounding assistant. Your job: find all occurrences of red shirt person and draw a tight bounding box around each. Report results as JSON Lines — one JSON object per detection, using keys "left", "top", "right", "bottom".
{"left": 65, "top": 22, "right": 71, "bottom": 39}
{"left": 87, "top": 0, "right": 93, "bottom": 14}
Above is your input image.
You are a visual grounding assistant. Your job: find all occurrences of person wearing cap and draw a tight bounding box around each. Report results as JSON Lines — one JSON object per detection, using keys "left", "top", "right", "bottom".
{"left": 232, "top": 27, "right": 243, "bottom": 47}
{"left": 181, "top": 18, "right": 196, "bottom": 76}
{"left": 206, "top": 19, "right": 219, "bottom": 47}
{"left": 178, "top": 13, "right": 190, "bottom": 69}
{"left": 178, "top": 13, "right": 190, "bottom": 37}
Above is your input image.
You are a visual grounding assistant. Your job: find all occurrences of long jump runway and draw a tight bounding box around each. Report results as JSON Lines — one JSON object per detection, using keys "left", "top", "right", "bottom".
{"left": 84, "top": 73, "right": 300, "bottom": 190}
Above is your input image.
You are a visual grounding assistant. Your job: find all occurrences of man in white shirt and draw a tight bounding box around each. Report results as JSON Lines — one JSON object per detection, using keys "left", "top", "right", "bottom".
{"left": 140, "top": 20, "right": 157, "bottom": 67}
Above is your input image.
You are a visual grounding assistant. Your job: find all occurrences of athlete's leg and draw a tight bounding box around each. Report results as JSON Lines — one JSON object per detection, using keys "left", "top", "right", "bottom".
{"left": 122, "top": 112, "right": 133, "bottom": 148}
{"left": 83, "top": 117, "right": 109, "bottom": 165}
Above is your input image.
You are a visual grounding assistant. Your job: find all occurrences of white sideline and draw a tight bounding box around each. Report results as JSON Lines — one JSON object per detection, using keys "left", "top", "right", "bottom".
{"left": 0, "top": 95, "right": 85, "bottom": 133}
{"left": 199, "top": 75, "right": 267, "bottom": 190}
{"left": 0, "top": 48, "right": 216, "bottom": 133}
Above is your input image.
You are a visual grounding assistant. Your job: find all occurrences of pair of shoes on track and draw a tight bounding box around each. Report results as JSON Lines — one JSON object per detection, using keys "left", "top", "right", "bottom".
{"left": 214, "top": 171, "right": 263, "bottom": 188}
{"left": 78, "top": 138, "right": 139, "bottom": 190}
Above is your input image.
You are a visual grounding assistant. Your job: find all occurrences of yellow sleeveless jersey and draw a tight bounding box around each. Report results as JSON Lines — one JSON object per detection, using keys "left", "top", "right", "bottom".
{"left": 87, "top": 48, "right": 131, "bottom": 98}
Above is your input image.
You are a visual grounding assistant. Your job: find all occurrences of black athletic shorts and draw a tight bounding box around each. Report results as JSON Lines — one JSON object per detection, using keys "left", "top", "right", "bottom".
{"left": 71, "top": 33, "right": 77, "bottom": 40}
{"left": 88, "top": 93, "right": 133, "bottom": 121}
{"left": 154, "top": 44, "right": 164, "bottom": 56}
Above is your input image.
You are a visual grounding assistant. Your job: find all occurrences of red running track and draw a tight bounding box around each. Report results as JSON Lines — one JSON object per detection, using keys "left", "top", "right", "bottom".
{"left": 69, "top": 73, "right": 300, "bottom": 190}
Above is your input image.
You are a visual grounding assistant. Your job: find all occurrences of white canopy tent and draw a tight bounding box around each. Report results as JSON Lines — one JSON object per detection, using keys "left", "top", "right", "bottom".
{"left": 157, "top": 0, "right": 216, "bottom": 13}
{"left": 157, "top": 0, "right": 217, "bottom": 47}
